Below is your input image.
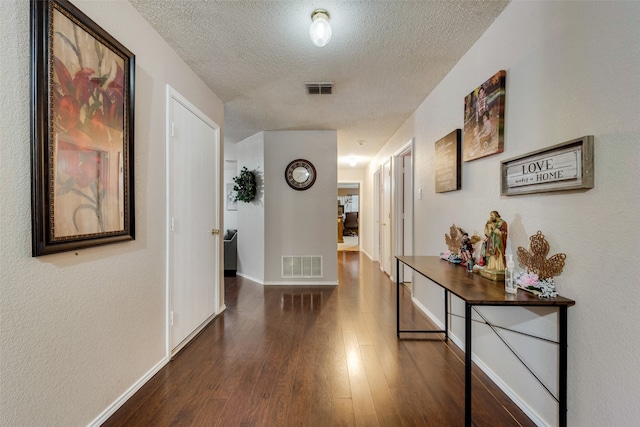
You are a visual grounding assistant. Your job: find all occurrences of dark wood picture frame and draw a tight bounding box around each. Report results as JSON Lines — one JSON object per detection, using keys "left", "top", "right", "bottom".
{"left": 434, "top": 129, "right": 462, "bottom": 193}
{"left": 31, "top": 0, "right": 135, "bottom": 256}
{"left": 463, "top": 70, "right": 506, "bottom": 162}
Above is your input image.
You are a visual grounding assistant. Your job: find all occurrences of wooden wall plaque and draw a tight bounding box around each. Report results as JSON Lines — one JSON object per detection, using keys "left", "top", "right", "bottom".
{"left": 435, "top": 129, "right": 462, "bottom": 193}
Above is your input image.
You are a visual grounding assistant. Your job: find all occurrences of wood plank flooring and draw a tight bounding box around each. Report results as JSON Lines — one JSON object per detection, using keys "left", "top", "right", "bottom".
{"left": 104, "top": 251, "right": 535, "bottom": 426}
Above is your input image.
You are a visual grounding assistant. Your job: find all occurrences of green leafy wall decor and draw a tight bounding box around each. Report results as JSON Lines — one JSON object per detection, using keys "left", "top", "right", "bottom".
{"left": 232, "top": 167, "right": 257, "bottom": 203}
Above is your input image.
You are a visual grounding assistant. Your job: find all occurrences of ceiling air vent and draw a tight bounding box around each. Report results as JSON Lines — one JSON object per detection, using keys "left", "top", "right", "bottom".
{"left": 305, "top": 82, "right": 333, "bottom": 95}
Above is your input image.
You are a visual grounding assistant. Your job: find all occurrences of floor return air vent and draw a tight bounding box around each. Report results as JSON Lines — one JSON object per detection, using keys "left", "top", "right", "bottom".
{"left": 282, "top": 256, "right": 323, "bottom": 278}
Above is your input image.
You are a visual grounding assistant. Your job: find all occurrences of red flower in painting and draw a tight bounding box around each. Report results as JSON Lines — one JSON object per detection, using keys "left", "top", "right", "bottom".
{"left": 57, "top": 143, "right": 98, "bottom": 189}
{"left": 72, "top": 67, "right": 99, "bottom": 105}
{"left": 57, "top": 95, "right": 80, "bottom": 130}
{"left": 53, "top": 57, "right": 98, "bottom": 104}
{"left": 101, "top": 63, "right": 125, "bottom": 129}
{"left": 53, "top": 56, "right": 74, "bottom": 95}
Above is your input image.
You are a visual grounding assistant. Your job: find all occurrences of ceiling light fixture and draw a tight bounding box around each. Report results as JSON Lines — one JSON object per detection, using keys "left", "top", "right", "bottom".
{"left": 349, "top": 157, "right": 357, "bottom": 167}
{"left": 310, "top": 9, "right": 331, "bottom": 47}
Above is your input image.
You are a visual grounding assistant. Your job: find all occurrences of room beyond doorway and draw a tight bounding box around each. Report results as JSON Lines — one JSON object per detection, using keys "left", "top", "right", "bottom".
{"left": 338, "top": 182, "right": 359, "bottom": 251}
{"left": 338, "top": 235, "right": 359, "bottom": 251}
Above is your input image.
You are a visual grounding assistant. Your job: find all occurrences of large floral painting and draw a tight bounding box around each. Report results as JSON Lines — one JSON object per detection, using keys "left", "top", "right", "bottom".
{"left": 31, "top": 0, "right": 135, "bottom": 256}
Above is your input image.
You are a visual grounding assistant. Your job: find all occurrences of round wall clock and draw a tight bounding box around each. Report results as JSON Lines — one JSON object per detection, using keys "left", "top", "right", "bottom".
{"left": 285, "top": 159, "right": 316, "bottom": 191}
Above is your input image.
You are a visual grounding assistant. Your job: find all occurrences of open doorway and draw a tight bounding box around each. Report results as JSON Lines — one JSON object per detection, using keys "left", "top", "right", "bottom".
{"left": 338, "top": 182, "right": 359, "bottom": 252}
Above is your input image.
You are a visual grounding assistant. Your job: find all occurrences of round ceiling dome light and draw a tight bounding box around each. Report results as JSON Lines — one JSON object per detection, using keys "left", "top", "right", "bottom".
{"left": 310, "top": 9, "right": 331, "bottom": 47}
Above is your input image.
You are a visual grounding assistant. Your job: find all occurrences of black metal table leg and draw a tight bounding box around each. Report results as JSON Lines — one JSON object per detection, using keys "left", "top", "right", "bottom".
{"left": 396, "top": 257, "right": 400, "bottom": 337}
{"left": 559, "top": 306, "right": 568, "bottom": 427}
{"left": 444, "top": 290, "right": 449, "bottom": 340}
{"left": 395, "top": 257, "right": 448, "bottom": 337}
{"left": 465, "top": 303, "right": 472, "bottom": 427}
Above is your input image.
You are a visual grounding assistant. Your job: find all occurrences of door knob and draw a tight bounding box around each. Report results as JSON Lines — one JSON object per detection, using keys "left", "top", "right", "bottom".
{"left": 211, "top": 229, "right": 220, "bottom": 235}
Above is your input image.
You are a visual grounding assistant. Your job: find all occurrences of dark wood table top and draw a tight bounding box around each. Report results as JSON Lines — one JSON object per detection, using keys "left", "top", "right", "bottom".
{"left": 397, "top": 256, "right": 575, "bottom": 307}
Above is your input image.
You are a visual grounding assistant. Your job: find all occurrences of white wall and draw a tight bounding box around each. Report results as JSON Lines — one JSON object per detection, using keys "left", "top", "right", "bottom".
{"left": 362, "top": 1, "right": 640, "bottom": 426}
{"left": 236, "top": 132, "right": 265, "bottom": 282}
{"left": 338, "top": 167, "right": 365, "bottom": 184}
{"left": 264, "top": 130, "right": 338, "bottom": 284}
{"left": 235, "top": 130, "right": 338, "bottom": 285}
{"left": 0, "top": 1, "right": 224, "bottom": 425}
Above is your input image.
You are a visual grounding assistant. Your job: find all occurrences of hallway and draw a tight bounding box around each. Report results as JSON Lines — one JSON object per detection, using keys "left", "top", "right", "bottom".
{"left": 105, "top": 252, "right": 534, "bottom": 426}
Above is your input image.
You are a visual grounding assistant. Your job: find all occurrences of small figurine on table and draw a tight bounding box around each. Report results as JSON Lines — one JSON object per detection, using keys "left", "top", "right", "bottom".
{"left": 478, "top": 211, "right": 508, "bottom": 281}
{"left": 460, "top": 232, "right": 482, "bottom": 270}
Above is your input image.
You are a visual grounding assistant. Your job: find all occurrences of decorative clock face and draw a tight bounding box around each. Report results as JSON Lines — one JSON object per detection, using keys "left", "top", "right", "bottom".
{"left": 285, "top": 159, "right": 316, "bottom": 191}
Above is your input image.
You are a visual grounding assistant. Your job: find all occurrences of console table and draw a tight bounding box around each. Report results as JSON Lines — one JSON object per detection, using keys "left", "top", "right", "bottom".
{"left": 395, "top": 256, "right": 575, "bottom": 427}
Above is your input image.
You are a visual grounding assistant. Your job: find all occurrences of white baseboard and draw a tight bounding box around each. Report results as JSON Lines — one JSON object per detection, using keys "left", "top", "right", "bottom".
{"left": 87, "top": 356, "right": 169, "bottom": 427}
{"left": 88, "top": 307, "right": 228, "bottom": 426}
{"left": 236, "top": 272, "right": 264, "bottom": 284}
{"left": 237, "top": 272, "right": 338, "bottom": 286}
{"left": 171, "top": 312, "right": 218, "bottom": 357}
{"left": 411, "top": 295, "right": 445, "bottom": 329}
{"left": 263, "top": 280, "right": 338, "bottom": 286}
{"left": 410, "top": 296, "right": 546, "bottom": 427}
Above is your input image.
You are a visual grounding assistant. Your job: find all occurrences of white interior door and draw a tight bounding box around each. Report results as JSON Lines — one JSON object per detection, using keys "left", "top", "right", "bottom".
{"left": 381, "top": 159, "right": 392, "bottom": 275}
{"left": 390, "top": 143, "right": 414, "bottom": 284}
{"left": 373, "top": 170, "right": 381, "bottom": 262}
{"left": 402, "top": 152, "right": 413, "bottom": 283}
{"left": 167, "top": 88, "right": 220, "bottom": 354}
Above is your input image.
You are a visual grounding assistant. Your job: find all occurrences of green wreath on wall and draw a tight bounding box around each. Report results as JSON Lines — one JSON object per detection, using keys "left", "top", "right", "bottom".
{"left": 232, "top": 167, "right": 257, "bottom": 203}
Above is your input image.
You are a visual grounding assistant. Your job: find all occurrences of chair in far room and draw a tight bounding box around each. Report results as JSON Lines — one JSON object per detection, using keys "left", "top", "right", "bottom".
{"left": 344, "top": 212, "right": 358, "bottom": 236}
{"left": 224, "top": 229, "right": 237, "bottom": 276}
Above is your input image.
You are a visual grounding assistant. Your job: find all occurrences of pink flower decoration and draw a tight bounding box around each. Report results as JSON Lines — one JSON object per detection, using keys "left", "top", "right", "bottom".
{"left": 519, "top": 272, "right": 540, "bottom": 287}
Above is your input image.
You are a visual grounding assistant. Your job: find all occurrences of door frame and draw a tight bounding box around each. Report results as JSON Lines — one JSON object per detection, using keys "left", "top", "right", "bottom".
{"left": 373, "top": 169, "right": 381, "bottom": 263}
{"left": 165, "top": 85, "right": 221, "bottom": 358}
{"left": 392, "top": 139, "right": 414, "bottom": 284}
{"left": 381, "top": 158, "right": 392, "bottom": 275}
{"left": 338, "top": 180, "right": 362, "bottom": 250}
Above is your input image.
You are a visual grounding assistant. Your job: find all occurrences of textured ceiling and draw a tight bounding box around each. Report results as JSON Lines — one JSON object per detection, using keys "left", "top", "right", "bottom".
{"left": 128, "top": 0, "right": 509, "bottom": 166}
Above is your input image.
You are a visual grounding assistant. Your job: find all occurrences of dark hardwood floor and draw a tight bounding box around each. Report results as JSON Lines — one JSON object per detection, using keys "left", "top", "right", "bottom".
{"left": 104, "top": 251, "right": 534, "bottom": 426}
